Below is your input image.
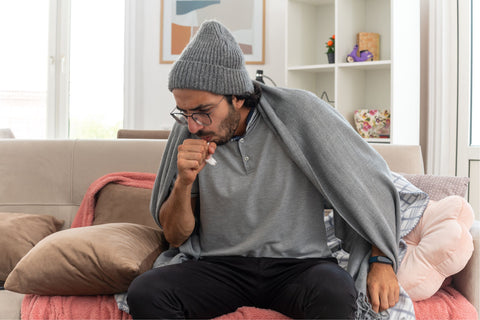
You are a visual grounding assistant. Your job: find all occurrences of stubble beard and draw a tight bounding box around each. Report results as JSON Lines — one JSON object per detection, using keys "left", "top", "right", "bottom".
{"left": 196, "top": 103, "right": 241, "bottom": 146}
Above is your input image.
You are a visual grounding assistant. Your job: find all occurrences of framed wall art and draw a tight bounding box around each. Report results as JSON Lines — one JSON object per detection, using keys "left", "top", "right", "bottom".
{"left": 160, "top": 0, "right": 265, "bottom": 64}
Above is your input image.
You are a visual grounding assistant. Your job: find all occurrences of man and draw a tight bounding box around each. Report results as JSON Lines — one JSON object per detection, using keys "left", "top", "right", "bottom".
{"left": 128, "top": 20, "right": 400, "bottom": 319}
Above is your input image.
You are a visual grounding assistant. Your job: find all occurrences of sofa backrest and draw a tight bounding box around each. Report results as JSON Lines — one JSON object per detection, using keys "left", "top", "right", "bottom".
{"left": 0, "top": 139, "right": 167, "bottom": 228}
{"left": 117, "top": 129, "right": 170, "bottom": 139}
{"left": 0, "top": 139, "right": 424, "bottom": 228}
{"left": 371, "top": 144, "right": 425, "bottom": 174}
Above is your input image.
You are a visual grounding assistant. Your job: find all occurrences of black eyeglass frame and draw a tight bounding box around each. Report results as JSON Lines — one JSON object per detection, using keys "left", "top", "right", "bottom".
{"left": 170, "top": 96, "right": 225, "bottom": 127}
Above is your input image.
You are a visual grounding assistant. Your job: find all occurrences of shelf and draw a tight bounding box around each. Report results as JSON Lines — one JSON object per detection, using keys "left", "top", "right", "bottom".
{"left": 365, "top": 138, "right": 391, "bottom": 144}
{"left": 337, "top": 60, "right": 392, "bottom": 70}
{"left": 288, "top": 64, "right": 335, "bottom": 72}
{"left": 288, "top": 60, "right": 391, "bottom": 73}
{"left": 285, "top": 0, "right": 419, "bottom": 144}
{"left": 287, "top": 0, "right": 334, "bottom": 66}
{"left": 291, "top": 0, "right": 333, "bottom": 5}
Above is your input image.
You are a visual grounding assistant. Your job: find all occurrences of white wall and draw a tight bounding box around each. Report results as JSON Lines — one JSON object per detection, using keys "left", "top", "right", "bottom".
{"left": 129, "top": 0, "right": 287, "bottom": 131}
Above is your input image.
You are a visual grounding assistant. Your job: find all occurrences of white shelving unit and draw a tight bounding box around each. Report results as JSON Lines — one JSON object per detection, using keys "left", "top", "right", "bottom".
{"left": 285, "top": 0, "right": 420, "bottom": 145}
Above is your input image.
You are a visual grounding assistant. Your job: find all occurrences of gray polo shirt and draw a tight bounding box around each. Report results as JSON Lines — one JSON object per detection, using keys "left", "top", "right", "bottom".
{"left": 196, "top": 108, "right": 332, "bottom": 259}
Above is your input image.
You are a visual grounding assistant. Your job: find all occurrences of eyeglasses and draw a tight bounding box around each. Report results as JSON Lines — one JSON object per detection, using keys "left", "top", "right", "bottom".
{"left": 170, "top": 96, "right": 225, "bottom": 127}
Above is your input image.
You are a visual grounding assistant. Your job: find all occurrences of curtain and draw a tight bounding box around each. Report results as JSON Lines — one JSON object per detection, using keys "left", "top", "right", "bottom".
{"left": 425, "top": 0, "right": 458, "bottom": 175}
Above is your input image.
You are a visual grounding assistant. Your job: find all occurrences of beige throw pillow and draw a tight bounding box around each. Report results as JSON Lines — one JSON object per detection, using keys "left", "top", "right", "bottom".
{"left": 0, "top": 212, "right": 64, "bottom": 281}
{"left": 5, "top": 223, "right": 167, "bottom": 295}
{"left": 93, "top": 183, "right": 159, "bottom": 229}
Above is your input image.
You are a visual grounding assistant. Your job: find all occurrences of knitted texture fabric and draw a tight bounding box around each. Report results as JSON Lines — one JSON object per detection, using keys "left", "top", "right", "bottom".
{"left": 168, "top": 20, "right": 254, "bottom": 95}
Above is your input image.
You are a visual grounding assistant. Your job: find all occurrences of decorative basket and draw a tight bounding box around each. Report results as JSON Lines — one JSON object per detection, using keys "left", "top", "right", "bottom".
{"left": 353, "top": 109, "right": 390, "bottom": 139}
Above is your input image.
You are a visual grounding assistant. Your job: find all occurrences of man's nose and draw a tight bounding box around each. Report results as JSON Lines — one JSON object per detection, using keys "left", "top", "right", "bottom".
{"left": 187, "top": 117, "right": 204, "bottom": 134}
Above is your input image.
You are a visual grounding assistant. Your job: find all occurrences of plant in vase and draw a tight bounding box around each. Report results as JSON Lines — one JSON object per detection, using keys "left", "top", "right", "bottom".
{"left": 325, "top": 34, "right": 335, "bottom": 63}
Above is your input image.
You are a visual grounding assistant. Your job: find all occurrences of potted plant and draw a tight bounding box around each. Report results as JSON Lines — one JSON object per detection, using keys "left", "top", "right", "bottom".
{"left": 325, "top": 35, "right": 335, "bottom": 63}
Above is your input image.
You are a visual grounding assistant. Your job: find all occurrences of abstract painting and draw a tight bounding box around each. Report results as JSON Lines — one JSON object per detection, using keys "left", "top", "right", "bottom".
{"left": 160, "top": 0, "right": 265, "bottom": 64}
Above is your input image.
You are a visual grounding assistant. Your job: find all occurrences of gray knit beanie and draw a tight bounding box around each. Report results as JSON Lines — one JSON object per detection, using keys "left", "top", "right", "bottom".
{"left": 168, "top": 20, "right": 254, "bottom": 95}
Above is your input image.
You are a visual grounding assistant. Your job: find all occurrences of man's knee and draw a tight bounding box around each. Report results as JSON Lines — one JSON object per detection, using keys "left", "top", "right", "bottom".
{"left": 303, "top": 262, "right": 358, "bottom": 318}
{"left": 127, "top": 268, "right": 182, "bottom": 319}
{"left": 308, "top": 263, "right": 356, "bottom": 298}
{"left": 127, "top": 271, "right": 157, "bottom": 315}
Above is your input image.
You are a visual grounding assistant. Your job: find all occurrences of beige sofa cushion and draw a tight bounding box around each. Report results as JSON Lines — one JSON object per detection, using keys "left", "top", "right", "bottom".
{"left": 0, "top": 291, "right": 23, "bottom": 320}
{"left": 0, "top": 140, "right": 75, "bottom": 206}
{"left": 5, "top": 223, "right": 167, "bottom": 295}
{"left": 93, "top": 183, "right": 159, "bottom": 229}
{"left": 371, "top": 144, "right": 425, "bottom": 174}
{"left": 0, "top": 212, "right": 63, "bottom": 281}
{"left": 71, "top": 140, "right": 166, "bottom": 204}
{"left": 0, "top": 139, "right": 167, "bottom": 229}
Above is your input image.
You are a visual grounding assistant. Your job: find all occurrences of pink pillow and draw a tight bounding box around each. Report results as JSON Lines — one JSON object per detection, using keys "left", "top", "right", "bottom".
{"left": 398, "top": 196, "right": 474, "bottom": 301}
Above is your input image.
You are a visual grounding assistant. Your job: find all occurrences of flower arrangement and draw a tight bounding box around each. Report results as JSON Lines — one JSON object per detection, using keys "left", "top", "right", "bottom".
{"left": 325, "top": 35, "right": 335, "bottom": 54}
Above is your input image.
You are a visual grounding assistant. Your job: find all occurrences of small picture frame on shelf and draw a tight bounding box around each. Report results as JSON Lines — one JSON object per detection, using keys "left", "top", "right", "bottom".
{"left": 353, "top": 109, "right": 390, "bottom": 139}
{"left": 357, "top": 32, "right": 380, "bottom": 61}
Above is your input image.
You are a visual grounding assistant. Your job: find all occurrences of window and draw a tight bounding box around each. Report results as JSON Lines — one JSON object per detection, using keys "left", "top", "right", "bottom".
{"left": 457, "top": 0, "right": 480, "bottom": 217}
{"left": 69, "top": 0, "right": 125, "bottom": 139}
{"left": 0, "top": 0, "right": 125, "bottom": 139}
{"left": 471, "top": 0, "right": 479, "bottom": 146}
{"left": 0, "top": 1, "right": 49, "bottom": 138}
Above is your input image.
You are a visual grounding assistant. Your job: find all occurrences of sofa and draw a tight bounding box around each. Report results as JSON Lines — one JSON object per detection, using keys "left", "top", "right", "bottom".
{"left": 0, "top": 139, "right": 478, "bottom": 320}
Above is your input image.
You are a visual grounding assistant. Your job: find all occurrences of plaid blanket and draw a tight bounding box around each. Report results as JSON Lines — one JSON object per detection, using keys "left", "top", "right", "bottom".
{"left": 328, "top": 172, "right": 428, "bottom": 319}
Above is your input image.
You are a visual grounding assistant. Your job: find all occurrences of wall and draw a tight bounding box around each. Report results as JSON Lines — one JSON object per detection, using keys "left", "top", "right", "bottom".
{"left": 130, "top": 0, "right": 287, "bottom": 131}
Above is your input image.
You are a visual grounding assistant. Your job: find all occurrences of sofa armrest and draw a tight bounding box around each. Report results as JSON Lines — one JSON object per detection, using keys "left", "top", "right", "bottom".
{"left": 453, "top": 220, "right": 480, "bottom": 314}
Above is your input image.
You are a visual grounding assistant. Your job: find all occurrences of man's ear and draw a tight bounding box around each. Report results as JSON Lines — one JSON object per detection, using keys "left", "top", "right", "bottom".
{"left": 232, "top": 96, "right": 245, "bottom": 110}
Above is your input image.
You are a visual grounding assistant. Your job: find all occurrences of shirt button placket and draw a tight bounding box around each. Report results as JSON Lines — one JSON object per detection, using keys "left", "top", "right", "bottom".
{"left": 238, "top": 138, "right": 250, "bottom": 173}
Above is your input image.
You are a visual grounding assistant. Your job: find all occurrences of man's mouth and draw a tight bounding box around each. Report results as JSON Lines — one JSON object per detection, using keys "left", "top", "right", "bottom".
{"left": 196, "top": 131, "right": 219, "bottom": 143}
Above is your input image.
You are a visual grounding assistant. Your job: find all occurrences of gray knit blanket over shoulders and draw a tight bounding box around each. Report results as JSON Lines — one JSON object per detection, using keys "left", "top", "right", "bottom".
{"left": 150, "top": 82, "right": 401, "bottom": 319}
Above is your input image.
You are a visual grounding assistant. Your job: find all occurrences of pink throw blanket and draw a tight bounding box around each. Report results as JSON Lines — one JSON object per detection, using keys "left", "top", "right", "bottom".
{"left": 213, "top": 307, "right": 291, "bottom": 320}
{"left": 21, "top": 295, "right": 131, "bottom": 320}
{"left": 413, "top": 286, "right": 478, "bottom": 320}
{"left": 211, "top": 290, "right": 479, "bottom": 320}
{"left": 21, "top": 172, "right": 156, "bottom": 320}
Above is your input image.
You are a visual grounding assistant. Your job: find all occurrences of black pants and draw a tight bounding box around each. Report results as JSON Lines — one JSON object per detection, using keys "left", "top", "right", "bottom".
{"left": 127, "top": 256, "right": 357, "bottom": 320}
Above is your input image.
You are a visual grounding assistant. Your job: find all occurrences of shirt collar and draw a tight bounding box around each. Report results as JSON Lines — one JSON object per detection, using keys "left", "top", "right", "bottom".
{"left": 230, "top": 107, "right": 259, "bottom": 141}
